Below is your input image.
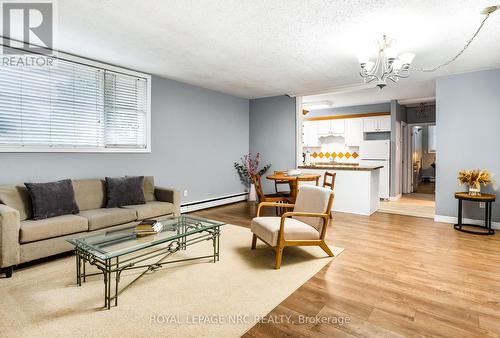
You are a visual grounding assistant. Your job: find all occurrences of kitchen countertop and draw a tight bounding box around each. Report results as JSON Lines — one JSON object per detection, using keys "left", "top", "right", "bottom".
{"left": 298, "top": 164, "right": 383, "bottom": 171}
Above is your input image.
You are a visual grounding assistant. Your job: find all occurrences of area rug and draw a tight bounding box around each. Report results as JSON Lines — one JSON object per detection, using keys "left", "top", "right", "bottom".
{"left": 0, "top": 224, "right": 343, "bottom": 338}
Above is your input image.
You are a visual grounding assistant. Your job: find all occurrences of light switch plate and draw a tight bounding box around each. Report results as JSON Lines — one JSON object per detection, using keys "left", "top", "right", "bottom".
{"left": 479, "top": 202, "right": 485, "bottom": 208}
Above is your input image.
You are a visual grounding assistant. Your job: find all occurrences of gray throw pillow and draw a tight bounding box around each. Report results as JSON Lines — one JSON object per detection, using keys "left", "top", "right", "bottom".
{"left": 24, "top": 179, "right": 80, "bottom": 220}
{"left": 105, "top": 176, "right": 146, "bottom": 208}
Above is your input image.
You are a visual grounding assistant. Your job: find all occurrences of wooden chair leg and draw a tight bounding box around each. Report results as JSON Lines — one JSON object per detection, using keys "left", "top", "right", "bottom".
{"left": 251, "top": 234, "right": 257, "bottom": 249}
{"left": 275, "top": 245, "right": 284, "bottom": 269}
{"left": 319, "top": 241, "right": 334, "bottom": 257}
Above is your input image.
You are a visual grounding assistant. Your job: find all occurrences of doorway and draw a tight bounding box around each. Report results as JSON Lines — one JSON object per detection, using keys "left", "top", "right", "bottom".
{"left": 380, "top": 121, "right": 436, "bottom": 219}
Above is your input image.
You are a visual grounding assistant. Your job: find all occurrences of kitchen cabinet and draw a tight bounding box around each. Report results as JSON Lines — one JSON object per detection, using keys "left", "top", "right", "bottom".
{"left": 331, "top": 119, "right": 345, "bottom": 134}
{"left": 316, "top": 120, "right": 331, "bottom": 135}
{"left": 363, "top": 115, "right": 391, "bottom": 132}
{"left": 317, "top": 119, "right": 345, "bottom": 135}
{"left": 344, "top": 118, "right": 363, "bottom": 146}
{"left": 302, "top": 121, "right": 319, "bottom": 147}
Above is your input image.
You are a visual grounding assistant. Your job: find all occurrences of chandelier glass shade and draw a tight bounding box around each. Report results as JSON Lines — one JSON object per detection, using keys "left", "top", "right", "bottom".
{"left": 358, "top": 35, "right": 415, "bottom": 89}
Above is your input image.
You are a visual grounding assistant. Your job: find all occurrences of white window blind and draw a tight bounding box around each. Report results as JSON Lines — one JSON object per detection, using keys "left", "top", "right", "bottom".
{"left": 0, "top": 52, "right": 150, "bottom": 152}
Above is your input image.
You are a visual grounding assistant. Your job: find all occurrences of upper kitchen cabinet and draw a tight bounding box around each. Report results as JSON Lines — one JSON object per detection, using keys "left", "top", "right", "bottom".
{"left": 302, "top": 120, "right": 319, "bottom": 147}
{"left": 345, "top": 118, "right": 363, "bottom": 146}
{"left": 317, "top": 119, "right": 345, "bottom": 135}
{"left": 363, "top": 115, "right": 391, "bottom": 132}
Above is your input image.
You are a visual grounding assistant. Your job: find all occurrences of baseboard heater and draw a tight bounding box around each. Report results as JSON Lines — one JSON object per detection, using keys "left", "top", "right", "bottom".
{"left": 180, "top": 192, "right": 248, "bottom": 213}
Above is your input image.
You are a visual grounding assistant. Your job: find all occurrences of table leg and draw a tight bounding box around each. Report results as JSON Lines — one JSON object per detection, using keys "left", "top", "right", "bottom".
{"left": 75, "top": 252, "right": 81, "bottom": 286}
{"left": 115, "top": 257, "right": 119, "bottom": 306}
{"left": 457, "top": 199, "right": 463, "bottom": 229}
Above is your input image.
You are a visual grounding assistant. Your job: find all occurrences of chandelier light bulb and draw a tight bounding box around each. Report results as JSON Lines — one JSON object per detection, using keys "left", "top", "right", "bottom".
{"left": 392, "top": 59, "right": 403, "bottom": 71}
{"left": 399, "top": 53, "right": 415, "bottom": 65}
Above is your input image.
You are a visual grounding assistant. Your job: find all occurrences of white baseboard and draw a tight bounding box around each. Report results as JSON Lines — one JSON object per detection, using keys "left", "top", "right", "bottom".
{"left": 389, "top": 194, "right": 402, "bottom": 202}
{"left": 434, "top": 214, "right": 500, "bottom": 230}
{"left": 180, "top": 193, "right": 248, "bottom": 213}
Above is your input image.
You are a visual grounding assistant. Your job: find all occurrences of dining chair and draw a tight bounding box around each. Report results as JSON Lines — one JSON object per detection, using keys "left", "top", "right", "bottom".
{"left": 323, "top": 171, "right": 336, "bottom": 191}
{"left": 252, "top": 175, "right": 291, "bottom": 215}
{"left": 250, "top": 185, "right": 335, "bottom": 269}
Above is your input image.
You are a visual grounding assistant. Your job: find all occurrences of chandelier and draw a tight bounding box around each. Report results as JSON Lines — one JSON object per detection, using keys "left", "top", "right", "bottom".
{"left": 357, "top": 6, "right": 499, "bottom": 89}
{"left": 358, "top": 35, "right": 414, "bottom": 89}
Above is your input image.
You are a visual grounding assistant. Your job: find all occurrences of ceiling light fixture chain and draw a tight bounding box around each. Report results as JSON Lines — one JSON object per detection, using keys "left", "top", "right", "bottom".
{"left": 412, "top": 11, "right": 493, "bottom": 72}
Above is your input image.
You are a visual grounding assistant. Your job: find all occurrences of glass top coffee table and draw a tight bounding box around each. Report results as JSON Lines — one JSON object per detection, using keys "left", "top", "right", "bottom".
{"left": 68, "top": 215, "right": 224, "bottom": 309}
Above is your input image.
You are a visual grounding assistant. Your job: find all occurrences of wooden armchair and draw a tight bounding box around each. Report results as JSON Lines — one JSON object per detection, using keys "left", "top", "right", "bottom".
{"left": 250, "top": 185, "right": 335, "bottom": 269}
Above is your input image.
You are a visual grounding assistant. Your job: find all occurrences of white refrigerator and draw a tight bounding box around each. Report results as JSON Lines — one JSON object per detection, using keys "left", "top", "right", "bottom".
{"left": 359, "top": 140, "right": 390, "bottom": 199}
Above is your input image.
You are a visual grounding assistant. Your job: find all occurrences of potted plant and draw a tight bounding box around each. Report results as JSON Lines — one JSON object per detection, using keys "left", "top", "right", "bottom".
{"left": 234, "top": 153, "right": 271, "bottom": 201}
{"left": 457, "top": 169, "right": 493, "bottom": 196}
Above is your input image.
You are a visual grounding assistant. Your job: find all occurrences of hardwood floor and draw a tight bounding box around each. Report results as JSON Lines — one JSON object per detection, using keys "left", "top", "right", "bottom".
{"left": 192, "top": 202, "right": 500, "bottom": 337}
{"left": 379, "top": 193, "right": 435, "bottom": 219}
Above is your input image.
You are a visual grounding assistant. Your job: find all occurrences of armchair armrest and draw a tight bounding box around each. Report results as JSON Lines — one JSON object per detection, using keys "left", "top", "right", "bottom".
{"left": 278, "top": 211, "right": 329, "bottom": 241}
{"left": 0, "top": 204, "right": 21, "bottom": 268}
{"left": 256, "top": 202, "right": 295, "bottom": 217}
{"left": 154, "top": 187, "right": 181, "bottom": 217}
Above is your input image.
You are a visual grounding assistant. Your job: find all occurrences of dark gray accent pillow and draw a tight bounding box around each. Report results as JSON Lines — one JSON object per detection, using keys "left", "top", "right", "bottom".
{"left": 24, "top": 179, "right": 80, "bottom": 220}
{"left": 105, "top": 176, "right": 146, "bottom": 208}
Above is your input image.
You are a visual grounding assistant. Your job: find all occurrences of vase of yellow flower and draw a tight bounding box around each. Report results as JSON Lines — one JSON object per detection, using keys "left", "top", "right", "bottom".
{"left": 457, "top": 169, "right": 493, "bottom": 196}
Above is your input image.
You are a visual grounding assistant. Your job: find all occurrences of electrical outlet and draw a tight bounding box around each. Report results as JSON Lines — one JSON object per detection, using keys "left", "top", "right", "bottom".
{"left": 183, "top": 190, "right": 188, "bottom": 197}
{"left": 479, "top": 202, "right": 485, "bottom": 209}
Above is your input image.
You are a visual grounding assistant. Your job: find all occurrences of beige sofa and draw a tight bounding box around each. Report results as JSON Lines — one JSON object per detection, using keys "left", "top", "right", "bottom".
{"left": 0, "top": 177, "right": 180, "bottom": 278}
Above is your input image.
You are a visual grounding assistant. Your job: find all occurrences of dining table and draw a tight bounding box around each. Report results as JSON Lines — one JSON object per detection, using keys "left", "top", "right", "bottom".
{"left": 266, "top": 171, "right": 322, "bottom": 202}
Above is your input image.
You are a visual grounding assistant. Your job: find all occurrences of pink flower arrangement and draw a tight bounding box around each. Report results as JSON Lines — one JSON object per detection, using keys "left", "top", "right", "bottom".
{"left": 234, "top": 153, "right": 271, "bottom": 187}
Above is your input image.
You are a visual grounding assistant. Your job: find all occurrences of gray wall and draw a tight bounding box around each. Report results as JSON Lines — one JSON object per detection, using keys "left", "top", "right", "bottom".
{"left": 0, "top": 75, "right": 250, "bottom": 204}
{"left": 249, "top": 96, "right": 296, "bottom": 194}
{"left": 436, "top": 68, "right": 500, "bottom": 222}
{"left": 308, "top": 102, "right": 390, "bottom": 118}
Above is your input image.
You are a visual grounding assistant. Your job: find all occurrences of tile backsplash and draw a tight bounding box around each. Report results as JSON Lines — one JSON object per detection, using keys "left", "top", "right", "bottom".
{"left": 304, "top": 135, "right": 359, "bottom": 163}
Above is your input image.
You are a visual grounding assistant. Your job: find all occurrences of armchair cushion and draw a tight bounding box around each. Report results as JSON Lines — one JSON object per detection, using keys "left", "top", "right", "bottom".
{"left": 251, "top": 216, "right": 320, "bottom": 247}
{"left": 293, "top": 185, "right": 332, "bottom": 233}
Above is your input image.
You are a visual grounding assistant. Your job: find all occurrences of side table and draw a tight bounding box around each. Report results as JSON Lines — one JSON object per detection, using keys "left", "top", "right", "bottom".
{"left": 454, "top": 192, "right": 496, "bottom": 235}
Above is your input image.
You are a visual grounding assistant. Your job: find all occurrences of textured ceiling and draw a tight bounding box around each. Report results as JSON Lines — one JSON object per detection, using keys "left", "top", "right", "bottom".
{"left": 41, "top": 1, "right": 500, "bottom": 99}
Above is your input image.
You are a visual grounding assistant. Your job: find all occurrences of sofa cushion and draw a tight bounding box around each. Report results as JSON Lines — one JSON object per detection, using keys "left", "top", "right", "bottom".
{"left": 251, "top": 217, "right": 320, "bottom": 247}
{"left": 144, "top": 176, "right": 156, "bottom": 202}
{"left": 20, "top": 214, "right": 88, "bottom": 243}
{"left": 0, "top": 185, "right": 32, "bottom": 221}
{"left": 78, "top": 208, "right": 137, "bottom": 231}
{"left": 73, "top": 179, "right": 106, "bottom": 211}
{"left": 105, "top": 176, "right": 146, "bottom": 208}
{"left": 122, "top": 201, "right": 175, "bottom": 219}
{"left": 128, "top": 176, "right": 156, "bottom": 202}
{"left": 25, "top": 179, "right": 79, "bottom": 220}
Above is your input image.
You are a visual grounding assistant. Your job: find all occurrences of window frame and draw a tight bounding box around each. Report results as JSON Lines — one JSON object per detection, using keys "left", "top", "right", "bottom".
{"left": 0, "top": 50, "right": 152, "bottom": 153}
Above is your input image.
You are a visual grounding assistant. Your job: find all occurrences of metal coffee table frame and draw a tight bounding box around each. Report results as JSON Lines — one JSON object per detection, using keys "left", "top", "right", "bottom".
{"left": 71, "top": 217, "right": 221, "bottom": 309}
